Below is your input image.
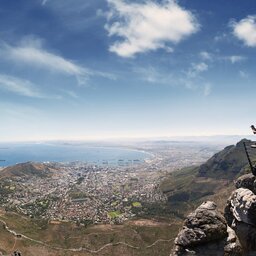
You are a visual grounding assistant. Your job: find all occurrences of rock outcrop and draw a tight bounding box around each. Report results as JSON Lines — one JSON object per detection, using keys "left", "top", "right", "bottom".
{"left": 172, "top": 201, "right": 232, "bottom": 256}
{"left": 198, "top": 139, "right": 250, "bottom": 179}
{"left": 225, "top": 188, "right": 256, "bottom": 226}
{"left": 235, "top": 173, "right": 256, "bottom": 194}
{"left": 172, "top": 173, "right": 256, "bottom": 255}
{"left": 224, "top": 174, "right": 256, "bottom": 254}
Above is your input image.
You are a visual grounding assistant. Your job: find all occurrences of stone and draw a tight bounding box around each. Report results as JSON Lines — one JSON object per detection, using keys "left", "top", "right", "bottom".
{"left": 224, "top": 226, "right": 243, "bottom": 256}
{"left": 228, "top": 188, "right": 256, "bottom": 226}
{"left": 232, "top": 220, "right": 256, "bottom": 252}
{"left": 235, "top": 174, "right": 256, "bottom": 193}
{"left": 172, "top": 201, "right": 227, "bottom": 255}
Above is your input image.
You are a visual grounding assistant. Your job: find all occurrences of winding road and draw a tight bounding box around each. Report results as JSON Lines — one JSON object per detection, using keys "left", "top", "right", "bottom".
{"left": 0, "top": 219, "right": 173, "bottom": 255}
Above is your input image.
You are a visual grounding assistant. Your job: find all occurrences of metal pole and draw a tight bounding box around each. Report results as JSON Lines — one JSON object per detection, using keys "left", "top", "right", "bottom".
{"left": 243, "top": 142, "right": 256, "bottom": 175}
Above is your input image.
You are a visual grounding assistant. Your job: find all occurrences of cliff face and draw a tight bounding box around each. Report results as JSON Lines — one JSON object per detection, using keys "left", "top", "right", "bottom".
{"left": 172, "top": 173, "right": 256, "bottom": 256}
{"left": 198, "top": 139, "right": 250, "bottom": 179}
{"left": 224, "top": 173, "right": 256, "bottom": 253}
{"left": 172, "top": 201, "right": 230, "bottom": 256}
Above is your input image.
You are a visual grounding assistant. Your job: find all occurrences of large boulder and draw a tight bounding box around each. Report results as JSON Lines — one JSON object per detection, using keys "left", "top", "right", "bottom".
{"left": 224, "top": 226, "right": 243, "bottom": 256}
{"left": 224, "top": 183, "right": 256, "bottom": 253}
{"left": 172, "top": 201, "right": 228, "bottom": 255}
{"left": 235, "top": 174, "right": 256, "bottom": 194}
{"left": 226, "top": 188, "right": 256, "bottom": 226}
{"left": 233, "top": 221, "right": 256, "bottom": 251}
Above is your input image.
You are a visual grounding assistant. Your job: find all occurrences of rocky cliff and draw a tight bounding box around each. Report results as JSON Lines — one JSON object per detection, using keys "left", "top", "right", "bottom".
{"left": 198, "top": 139, "right": 250, "bottom": 179}
{"left": 172, "top": 173, "right": 256, "bottom": 255}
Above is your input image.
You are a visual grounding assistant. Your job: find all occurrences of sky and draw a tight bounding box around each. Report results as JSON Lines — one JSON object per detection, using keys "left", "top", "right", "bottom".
{"left": 0, "top": 0, "right": 256, "bottom": 141}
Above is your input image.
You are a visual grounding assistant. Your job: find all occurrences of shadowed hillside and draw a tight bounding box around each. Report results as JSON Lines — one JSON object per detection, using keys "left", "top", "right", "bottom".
{"left": 198, "top": 139, "right": 250, "bottom": 179}
{"left": 160, "top": 139, "right": 253, "bottom": 217}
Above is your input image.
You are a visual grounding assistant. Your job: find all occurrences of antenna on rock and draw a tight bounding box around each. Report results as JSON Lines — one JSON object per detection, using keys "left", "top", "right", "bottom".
{"left": 243, "top": 142, "right": 256, "bottom": 175}
{"left": 244, "top": 125, "right": 256, "bottom": 175}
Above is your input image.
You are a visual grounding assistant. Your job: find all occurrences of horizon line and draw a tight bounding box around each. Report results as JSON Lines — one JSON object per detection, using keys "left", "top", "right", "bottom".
{"left": 0, "top": 134, "right": 254, "bottom": 143}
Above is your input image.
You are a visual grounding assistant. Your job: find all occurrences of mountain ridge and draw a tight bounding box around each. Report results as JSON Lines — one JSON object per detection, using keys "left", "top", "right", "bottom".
{"left": 160, "top": 139, "right": 252, "bottom": 219}
{"left": 0, "top": 162, "right": 56, "bottom": 179}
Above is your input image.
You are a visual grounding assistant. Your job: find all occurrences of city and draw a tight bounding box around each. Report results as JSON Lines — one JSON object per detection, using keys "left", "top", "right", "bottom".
{"left": 0, "top": 141, "right": 222, "bottom": 225}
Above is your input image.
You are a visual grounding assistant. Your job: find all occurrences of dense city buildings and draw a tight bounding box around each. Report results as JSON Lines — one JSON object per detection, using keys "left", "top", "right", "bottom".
{"left": 0, "top": 142, "right": 221, "bottom": 225}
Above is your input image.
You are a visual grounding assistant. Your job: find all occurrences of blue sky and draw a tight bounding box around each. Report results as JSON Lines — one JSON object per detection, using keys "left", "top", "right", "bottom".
{"left": 0, "top": 0, "right": 256, "bottom": 141}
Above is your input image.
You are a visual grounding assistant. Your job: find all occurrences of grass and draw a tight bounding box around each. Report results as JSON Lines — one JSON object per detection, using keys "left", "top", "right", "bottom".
{"left": 0, "top": 210, "right": 182, "bottom": 256}
{"left": 108, "top": 211, "right": 121, "bottom": 219}
{"left": 160, "top": 162, "right": 248, "bottom": 219}
{"left": 132, "top": 202, "right": 142, "bottom": 208}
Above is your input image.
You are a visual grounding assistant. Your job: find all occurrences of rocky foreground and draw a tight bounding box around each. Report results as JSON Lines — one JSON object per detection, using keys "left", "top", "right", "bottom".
{"left": 172, "top": 173, "right": 256, "bottom": 255}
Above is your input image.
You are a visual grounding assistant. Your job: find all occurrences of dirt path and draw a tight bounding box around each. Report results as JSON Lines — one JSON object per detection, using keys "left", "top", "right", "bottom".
{"left": 0, "top": 219, "right": 173, "bottom": 254}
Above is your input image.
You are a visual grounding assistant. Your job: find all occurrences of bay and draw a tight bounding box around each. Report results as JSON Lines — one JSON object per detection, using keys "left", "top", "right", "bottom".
{"left": 0, "top": 142, "right": 152, "bottom": 167}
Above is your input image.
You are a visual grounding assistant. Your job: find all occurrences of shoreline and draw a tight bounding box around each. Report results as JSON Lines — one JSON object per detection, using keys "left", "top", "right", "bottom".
{"left": 0, "top": 143, "right": 155, "bottom": 168}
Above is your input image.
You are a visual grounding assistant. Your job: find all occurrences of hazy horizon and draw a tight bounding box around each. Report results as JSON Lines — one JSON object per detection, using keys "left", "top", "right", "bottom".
{"left": 0, "top": 134, "right": 254, "bottom": 144}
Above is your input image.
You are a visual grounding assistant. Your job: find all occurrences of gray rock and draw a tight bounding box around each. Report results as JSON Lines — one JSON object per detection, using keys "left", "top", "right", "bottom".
{"left": 228, "top": 188, "right": 256, "bottom": 226}
{"left": 224, "top": 242, "right": 243, "bottom": 256}
{"left": 224, "top": 226, "right": 243, "bottom": 256}
{"left": 224, "top": 198, "right": 234, "bottom": 227}
{"left": 232, "top": 220, "right": 256, "bottom": 252}
{"left": 172, "top": 201, "right": 227, "bottom": 255}
{"left": 235, "top": 174, "right": 256, "bottom": 193}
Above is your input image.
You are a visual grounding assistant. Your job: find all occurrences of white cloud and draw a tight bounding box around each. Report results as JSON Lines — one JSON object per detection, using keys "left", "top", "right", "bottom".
{"left": 187, "top": 62, "right": 208, "bottom": 78}
{"left": 1, "top": 38, "right": 115, "bottom": 86}
{"left": 105, "top": 0, "right": 199, "bottom": 57}
{"left": 199, "top": 51, "right": 246, "bottom": 64}
{"left": 134, "top": 64, "right": 211, "bottom": 96}
{"left": 0, "top": 74, "right": 49, "bottom": 98}
{"left": 199, "top": 51, "right": 212, "bottom": 61}
{"left": 3, "top": 39, "right": 85, "bottom": 76}
{"left": 231, "top": 15, "right": 256, "bottom": 47}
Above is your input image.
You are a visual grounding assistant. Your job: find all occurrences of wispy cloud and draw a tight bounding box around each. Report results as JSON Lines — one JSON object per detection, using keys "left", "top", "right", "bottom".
{"left": 1, "top": 37, "right": 115, "bottom": 86}
{"left": 105, "top": 0, "right": 199, "bottom": 57}
{"left": 2, "top": 38, "right": 87, "bottom": 83}
{"left": 133, "top": 66, "right": 174, "bottom": 84}
{"left": 187, "top": 62, "right": 208, "bottom": 78}
{"left": 199, "top": 51, "right": 246, "bottom": 64}
{"left": 224, "top": 55, "right": 247, "bottom": 64}
{"left": 231, "top": 15, "right": 256, "bottom": 47}
{"left": 203, "top": 83, "right": 211, "bottom": 96}
{"left": 199, "top": 51, "right": 212, "bottom": 61}
{"left": 42, "top": 0, "right": 48, "bottom": 6}
{"left": 0, "top": 74, "right": 54, "bottom": 98}
{"left": 239, "top": 70, "right": 249, "bottom": 79}
{"left": 133, "top": 64, "right": 211, "bottom": 96}
{"left": 61, "top": 89, "right": 79, "bottom": 98}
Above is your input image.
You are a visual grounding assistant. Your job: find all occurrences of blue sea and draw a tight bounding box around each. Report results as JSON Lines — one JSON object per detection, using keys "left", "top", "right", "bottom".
{"left": 0, "top": 142, "right": 152, "bottom": 167}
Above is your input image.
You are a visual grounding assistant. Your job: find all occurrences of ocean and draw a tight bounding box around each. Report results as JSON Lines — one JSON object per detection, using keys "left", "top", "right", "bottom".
{"left": 0, "top": 142, "right": 152, "bottom": 167}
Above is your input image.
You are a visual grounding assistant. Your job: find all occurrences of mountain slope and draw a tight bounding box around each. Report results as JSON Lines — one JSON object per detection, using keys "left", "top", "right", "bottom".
{"left": 160, "top": 139, "right": 252, "bottom": 217}
{"left": 0, "top": 162, "right": 55, "bottom": 179}
{"left": 198, "top": 139, "right": 250, "bottom": 179}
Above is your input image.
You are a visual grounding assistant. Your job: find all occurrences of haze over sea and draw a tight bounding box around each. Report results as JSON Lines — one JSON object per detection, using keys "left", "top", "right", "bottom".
{"left": 0, "top": 142, "right": 151, "bottom": 167}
